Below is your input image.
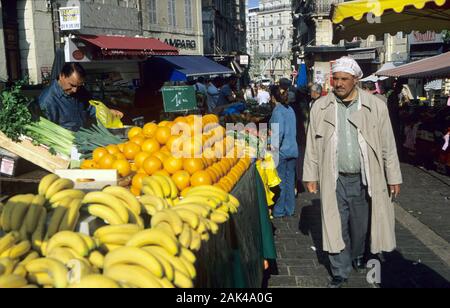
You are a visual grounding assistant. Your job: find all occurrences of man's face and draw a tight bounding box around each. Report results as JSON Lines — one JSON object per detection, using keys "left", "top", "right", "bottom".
{"left": 333, "top": 72, "right": 358, "bottom": 99}
{"left": 59, "top": 72, "right": 84, "bottom": 96}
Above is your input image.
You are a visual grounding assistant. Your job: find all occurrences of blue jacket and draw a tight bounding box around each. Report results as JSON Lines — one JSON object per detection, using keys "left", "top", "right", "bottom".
{"left": 38, "top": 80, "right": 95, "bottom": 132}
{"left": 270, "top": 104, "right": 299, "bottom": 160}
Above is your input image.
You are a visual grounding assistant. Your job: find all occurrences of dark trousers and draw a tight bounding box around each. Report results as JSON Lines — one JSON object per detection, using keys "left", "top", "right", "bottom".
{"left": 329, "top": 174, "right": 370, "bottom": 279}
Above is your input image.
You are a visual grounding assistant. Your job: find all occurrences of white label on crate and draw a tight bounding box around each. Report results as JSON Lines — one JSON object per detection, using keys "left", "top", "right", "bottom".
{"left": 0, "top": 158, "right": 15, "bottom": 176}
{"left": 71, "top": 146, "right": 81, "bottom": 161}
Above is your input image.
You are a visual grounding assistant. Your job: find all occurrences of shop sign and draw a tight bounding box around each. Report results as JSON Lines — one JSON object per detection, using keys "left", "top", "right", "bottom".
{"left": 239, "top": 55, "right": 249, "bottom": 66}
{"left": 162, "top": 86, "right": 197, "bottom": 113}
{"left": 59, "top": 6, "right": 81, "bottom": 31}
{"left": 409, "top": 31, "right": 443, "bottom": 45}
{"left": 164, "top": 39, "right": 197, "bottom": 50}
{"left": 348, "top": 51, "right": 376, "bottom": 61}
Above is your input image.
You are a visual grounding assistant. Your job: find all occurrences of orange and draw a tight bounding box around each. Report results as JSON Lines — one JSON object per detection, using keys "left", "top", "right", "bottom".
{"left": 130, "top": 186, "right": 141, "bottom": 197}
{"left": 93, "top": 148, "right": 109, "bottom": 162}
{"left": 166, "top": 135, "right": 183, "bottom": 156}
{"left": 152, "top": 151, "right": 168, "bottom": 163}
{"left": 163, "top": 156, "right": 183, "bottom": 175}
{"left": 154, "top": 170, "right": 171, "bottom": 177}
{"left": 132, "top": 173, "right": 146, "bottom": 190}
{"left": 174, "top": 116, "right": 187, "bottom": 124}
{"left": 143, "top": 122, "right": 158, "bottom": 138}
{"left": 160, "top": 146, "right": 171, "bottom": 155}
{"left": 117, "top": 143, "right": 125, "bottom": 153}
{"left": 130, "top": 162, "right": 138, "bottom": 172}
{"left": 158, "top": 120, "right": 171, "bottom": 127}
{"left": 137, "top": 168, "right": 147, "bottom": 174}
{"left": 114, "top": 153, "right": 127, "bottom": 161}
{"left": 190, "top": 171, "right": 212, "bottom": 187}
{"left": 182, "top": 138, "right": 203, "bottom": 158}
{"left": 112, "top": 159, "right": 131, "bottom": 177}
{"left": 106, "top": 144, "right": 120, "bottom": 155}
{"left": 98, "top": 154, "right": 116, "bottom": 169}
{"left": 155, "top": 126, "right": 172, "bottom": 145}
{"left": 141, "top": 138, "right": 160, "bottom": 155}
{"left": 227, "top": 170, "right": 239, "bottom": 184}
{"left": 143, "top": 156, "right": 162, "bottom": 175}
{"left": 128, "top": 127, "right": 143, "bottom": 140}
{"left": 130, "top": 135, "right": 146, "bottom": 146}
{"left": 123, "top": 142, "right": 141, "bottom": 160}
{"left": 172, "top": 171, "right": 191, "bottom": 191}
{"left": 183, "top": 158, "right": 205, "bottom": 175}
{"left": 81, "top": 159, "right": 97, "bottom": 170}
{"left": 134, "top": 152, "right": 151, "bottom": 169}
{"left": 181, "top": 187, "right": 192, "bottom": 198}
{"left": 211, "top": 164, "right": 224, "bottom": 178}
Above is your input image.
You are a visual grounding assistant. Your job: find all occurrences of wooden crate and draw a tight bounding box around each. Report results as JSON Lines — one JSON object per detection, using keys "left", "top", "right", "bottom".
{"left": 55, "top": 169, "right": 119, "bottom": 191}
{"left": 0, "top": 132, "right": 70, "bottom": 173}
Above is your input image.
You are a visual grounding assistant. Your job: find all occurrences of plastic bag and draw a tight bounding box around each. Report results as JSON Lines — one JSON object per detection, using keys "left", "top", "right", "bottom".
{"left": 89, "top": 100, "right": 124, "bottom": 129}
{"left": 256, "top": 152, "right": 281, "bottom": 207}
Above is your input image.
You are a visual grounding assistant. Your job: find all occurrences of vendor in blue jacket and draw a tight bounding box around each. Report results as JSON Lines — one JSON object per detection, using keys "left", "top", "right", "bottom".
{"left": 38, "top": 63, "right": 122, "bottom": 132}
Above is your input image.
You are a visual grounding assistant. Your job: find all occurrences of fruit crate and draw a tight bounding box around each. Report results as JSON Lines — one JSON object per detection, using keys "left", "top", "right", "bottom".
{"left": 0, "top": 148, "right": 38, "bottom": 177}
{"left": 54, "top": 169, "right": 119, "bottom": 191}
{"left": 0, "top": 132, "right": 70, "bottom": 173}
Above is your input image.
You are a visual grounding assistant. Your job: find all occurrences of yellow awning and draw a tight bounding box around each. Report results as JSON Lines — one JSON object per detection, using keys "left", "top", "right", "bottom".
{"left": 332, "top": 0, "right": 450, "bottom": 42}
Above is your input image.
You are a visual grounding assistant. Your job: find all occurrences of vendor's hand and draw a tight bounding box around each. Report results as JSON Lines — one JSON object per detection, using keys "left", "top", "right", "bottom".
{"left": 110, "top": 109, "right": 124, "bottom": 119}
{"left": 306, "top": 182, "right": 319, "bottom": 194}
{"left": 389, "top": 184, "right": 401, "bottom": 199}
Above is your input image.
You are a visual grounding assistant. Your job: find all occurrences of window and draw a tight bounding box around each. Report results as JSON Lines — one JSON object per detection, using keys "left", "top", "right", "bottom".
{"left": 168, "top": 0, "right": 176, "bottom": 27}
{"left": 148, "top": 0, "right": 157, "bottom": 24}
{"left": 185, "top": 0, "right": 192, "bottom": 29}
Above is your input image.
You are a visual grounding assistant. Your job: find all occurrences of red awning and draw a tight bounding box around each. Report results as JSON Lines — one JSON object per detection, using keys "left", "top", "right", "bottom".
{"left": 77, "top": 34, "right": 178, "bottom": 56}
{"left": 376, "top": 52, "right": 450, "bottom": 79}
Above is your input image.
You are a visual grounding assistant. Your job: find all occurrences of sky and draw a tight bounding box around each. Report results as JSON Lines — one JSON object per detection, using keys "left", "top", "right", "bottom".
{"left": 249, "top": 0, "right": 259, "bottom": 8}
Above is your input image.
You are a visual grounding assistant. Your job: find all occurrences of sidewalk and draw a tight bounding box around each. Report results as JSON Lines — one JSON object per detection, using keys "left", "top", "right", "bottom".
{"left": 268, "top": 165, "right": 450, "bottom": 288}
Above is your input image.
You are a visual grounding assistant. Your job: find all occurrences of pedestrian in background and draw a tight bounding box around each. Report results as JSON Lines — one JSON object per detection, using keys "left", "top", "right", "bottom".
{"left": 303, "top": 57, "right": 402, "bottom": 288}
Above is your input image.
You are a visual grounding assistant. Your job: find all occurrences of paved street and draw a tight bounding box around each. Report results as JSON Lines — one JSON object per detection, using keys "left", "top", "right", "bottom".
{"left": 268, "top": 164, "right": 450, "bottom": 288}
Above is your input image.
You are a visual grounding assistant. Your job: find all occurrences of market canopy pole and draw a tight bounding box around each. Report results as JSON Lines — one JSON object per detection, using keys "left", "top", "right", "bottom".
{"left": 331, "top": 0, "right": 450, "bottom": 43}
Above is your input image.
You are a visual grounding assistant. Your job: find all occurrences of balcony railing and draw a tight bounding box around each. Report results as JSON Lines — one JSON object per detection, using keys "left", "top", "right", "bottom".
{"left": 259, "top": 4, "right": 292, "bottom": 13}
{"left": 310, "top": 0, "right": 345, "bottom": 15}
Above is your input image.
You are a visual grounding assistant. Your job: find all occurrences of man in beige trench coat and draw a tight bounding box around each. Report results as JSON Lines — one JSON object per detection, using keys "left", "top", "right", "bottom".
{"left": 303, "top": 57, "right": 403, "bottom": 288}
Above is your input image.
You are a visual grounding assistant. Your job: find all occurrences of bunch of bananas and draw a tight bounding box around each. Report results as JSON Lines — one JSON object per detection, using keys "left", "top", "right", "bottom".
{"left": 141, "top": 175, "right": 179, "bottom": 207}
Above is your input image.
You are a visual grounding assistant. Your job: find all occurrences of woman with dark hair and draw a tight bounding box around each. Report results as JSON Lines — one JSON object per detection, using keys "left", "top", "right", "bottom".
{"left": 269, "top": 86, "right": 299, "bottom": 218}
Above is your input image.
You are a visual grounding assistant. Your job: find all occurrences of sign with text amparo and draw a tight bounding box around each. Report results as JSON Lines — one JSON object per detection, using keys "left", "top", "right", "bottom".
{"left": 59, "top": 6, "right": 81, "bottom": 31}
{"left": 162, "top": 86, "right": 197, "bottom": 113}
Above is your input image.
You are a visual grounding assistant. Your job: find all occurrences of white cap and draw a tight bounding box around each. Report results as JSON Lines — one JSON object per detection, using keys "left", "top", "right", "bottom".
{"left": 332, "top": 57, "right": 364, "bottom": 79}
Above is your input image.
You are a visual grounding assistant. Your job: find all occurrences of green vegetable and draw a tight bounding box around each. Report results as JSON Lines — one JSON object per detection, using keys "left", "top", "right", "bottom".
{"left": 75, "top": 123, "right": 124, "bottom": 158}
{"left": 0, "top": 80, "right": 32, "bottom": 141}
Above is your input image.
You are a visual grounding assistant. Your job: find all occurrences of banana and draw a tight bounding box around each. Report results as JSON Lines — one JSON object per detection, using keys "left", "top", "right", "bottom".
{"left": 140, "top": 195, "right": 168, "bottom": 211}
{"left": 51, "top": 196, "right": 74, "bottom": 209}
{"left": 172, "top": 209, "right": 200, "bottom": 230}
{"left": 38, "top": 174, "right": 60, "bottom": 196}
{"left": 189, "top": 230, "right": 201, "bottom": 251}
{"left": 179, "top": 195, "right": 221, "bottom": 210}
{"left": 22, "top": 285, "right": 39, "bottom": 288}
{"left": 202, "top": 218, "right": 219, "bottom": 235}
{"left": 79, "top": 233, "right": 97, "bottom": 252}
{"left": 102, "top": 186, "right": 142, "bottom": 215}
{"left": 178, "top": 223, "right": 192, "bottom": 249}
{"left": 216, "top": 204, "right": 231, "bottom": 214}
{"left": 210, "top": 211, "right": 229, "bottom": 224}
{"left": 24, "top": 195, "right": 46, "bottom": 233}
{"left": 88, "top": 204, "right": 125, "bottom": 225}
{"left": 69, "top": 275, "right": 120, "bottom": 288}
{"left": 158, "top": 277, "right": 176, "bottom": 288}
{"left": 126, "top": 229, "right": 180, "bottom": 256}
{"left": 7, "top": 240, "right": 31, "bottom": 259}
{"left": 46, "top": 231, "right": 89, "bottom": 257}
{"left": 49, "top": 189, "right": 85, "bottom": 205}
{"left": 142, "top": 176, "right": 170, "bottom": 198}
{"left": 0, "top": 258, "right": 16, "bottom": 275}
{"left": 0, "top": 232, "right": 20, "bottom": 255}
{"left": 228, "top": 194, "right": 240, "bottom": 208}
{"left": 141, "top": 248, "right": 174, "bottom": 282}
{"left": 100, "top": 243, "right": 122, "bottom": 253}
{"left": 143, "top": 246, "right": 190, "bottom": 279}
{"left": 12, "top": 264, "right": 27, "bottom": 278}
{"left": 104, "top": 246, "right": 164, "bottom": 278}
{"left": 142, "top": 203, "right": 158, "bottom": 216}
{"left": 59, "top": 199, "right": 83, "bottom": 232}
{"left": 45, "top": 179, "right": 75, "bottom": 200}
{"left": 10, "top": 196, "right": 34, "bottom": 231}
{"left": 46, "top": 247, "right": 78, "bottom": 265}
{"left": 93, "top": 224, "right": 142, "bottom": 239}
{"left": 31, "top": 207, "right": 47, "bottom": 253}
{"left": 195, "top": 218, "right": 208, "bottom": 234}
{"left": 97, "top": 233, "right": 133, "bottom": 246}
{"left": 104, "top": 264, "right": 162, "bottom": 288}
{"left": 0, "top": 274, "right": 28, "bottom": 288}
{"left": 147, "top": 176, "right": 171, "bottom": 199}
{"left": 83, "top": 192, "right": 130, "bottom": 223}
{"left": 165, "top": 177, "right": 179, "bottom": 199}
{"left": 180, "top": 247, "right": 196, "bottom": 264}
{"left": 178, "top": 254, "right": 197, "bottom": 280}
{"left": 67, "top": 258, "right": 93, "bottom": 284}
{"left": 142, "top": 185, "right": 156, "bottom": 197}
{"left": 88, "top": 251, "right": 105, "bottom": 269}
{"left": 19, "top": 251, "right": 40, "bottom": 266}
{"left": 150, "top": 210, "right": 183, "bottom": 235}
{"left": 173, "top": 203, "right": 211, "bottom": 218}
{"left": 200, "top": 232, "right": 210, "bottom": 241}
{"left": 45, "top": 207, "right": 68, "bottom": 239}
{"left": 143, "top": 182, "right": 165, "bottom": 199}
{"left": 172, "top": 269, "right": 194, "bottom": 289}
{"left": 165, "top": 198, "right": 175, "bottom": 207}
{"left": 185, "top": 186, "right": 230, "bottom": 202}
{"left": 26, "top": 258, "right": 68, "bottom": 288}
{"left": 28, "top": 272, "right": 54, "bottom": 286}
{"left": 154, "top": 222, "right": 177, "bottom": 238}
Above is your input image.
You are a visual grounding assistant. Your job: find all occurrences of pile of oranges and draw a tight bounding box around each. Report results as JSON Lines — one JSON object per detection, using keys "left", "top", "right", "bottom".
{"left": 81, "top": 114, "right": 253, "bottom": 196}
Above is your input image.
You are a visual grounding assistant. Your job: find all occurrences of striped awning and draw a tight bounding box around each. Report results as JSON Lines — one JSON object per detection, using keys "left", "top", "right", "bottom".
{"left": 332, "top": 0, "right": 450, "bottom": 43}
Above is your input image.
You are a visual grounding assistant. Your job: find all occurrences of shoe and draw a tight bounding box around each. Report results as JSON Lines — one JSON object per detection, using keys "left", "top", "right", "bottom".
{"left": 352, "top": 257, "right": 366, "bottom": 273}
{"left": 327, "top": 276, "right": 348, "bottom": 288}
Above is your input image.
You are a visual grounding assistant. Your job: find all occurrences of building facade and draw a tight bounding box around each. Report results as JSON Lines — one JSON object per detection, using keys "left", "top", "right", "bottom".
{"left": 257, "top": 0, "right": 293, "bottom": 81}
{"left": 202, "top": 0, "right": 246, "bottom": 56}
{"left": 246, "top": 6, "right": 259, "bottom": 58}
